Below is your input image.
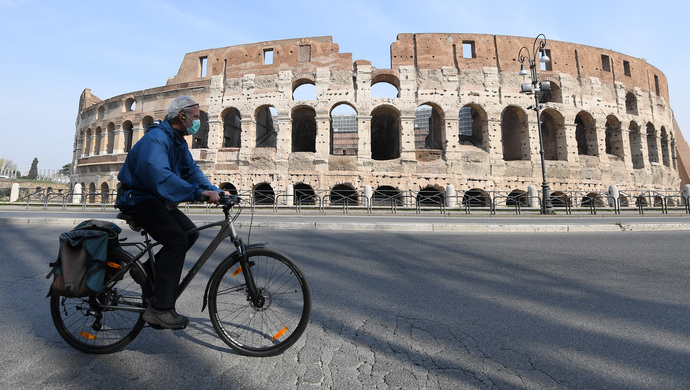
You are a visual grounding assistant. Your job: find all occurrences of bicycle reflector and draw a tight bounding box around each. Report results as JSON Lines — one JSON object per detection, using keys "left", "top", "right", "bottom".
{"left": 272, "top": 327, "right": 288, "bottom": 341}
{"left": 79, "top": 331, "right": 97, "bottom": 340}
{"left": 107, "top": 261, "right": 122, "bottom": 269}
{"left": 231, "top": 266, "right": 242, "bottom": 277}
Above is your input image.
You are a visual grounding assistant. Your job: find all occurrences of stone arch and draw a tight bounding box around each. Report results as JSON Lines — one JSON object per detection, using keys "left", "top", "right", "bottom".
{"left": 625, "top": 92, "right": 638, "bottom": 115}
{"left": 292, "top": 77, "right": 316, "bottom": 100}
{"left": 253, "top": 182, "right": 275, "bottom": 205}
{"left": 221, "top": 107, "right": 242, "bottom": 148}
{"left": 219, "top": 182, "right": 238, "bottom": 195}
{"left": 417, "top": 186, "right": 445, "bottom": 206}
{"left": 581, "top": 192, "right": 605, "bottom": 207}
{"left": 100, "top": 182, "right": 110, "bottom": 203}
{"left": 294, "top": 182, "right": 316, "bottom": 205}
{"left": 373, "top": 185, "right": 402, "bottom": 206}
{"left": 97, "top": 106, "right": 105, "bottom": 120}
{"left": 142, "top": 116, "right": 154, "bottom": 131}
{"left": 292, "top": 105, "right": 316, "bottom": 152}
{"left": 192, "top": 110, "right": 209, "bottom": 149}
{"left": 255, "top": 105, "right": 277, "bottom": 148}
{"left": 106, "top": 122, "right": 115, "bottom": 154}
{"left": 122, "top": 120, "right": 134, "bottom": 152}
{"left": 371, "top": 105, "right": 401, "bottom": 160}
{"left": 541, "top": 80, "right": 562, "bottom": 104}
{"left": 629, "top": 121, "right": 644, "bottom": 169}
{"left": 84, "top": 128, "right": 92, "bottom": 157}
{"left": 458, "top": 104, "right": 487, "bottom": 149}
{"left": 371, "top": 72, "right": 400, "bottom": 98}
{"left": 463, "top": 188, "right": 490, "bottom": 207}
{"left": 94, "top": 126, "right": 102, "bottom": 155}
{"left": 575, "top": 111, "right": 597, "bottom": 156}
{"left": 661, "top": 127, "right": 670, "bottom": 166}
{"left": 330, "top": 103, "right": 358, "bottom": 156}
{"left": 507, "top": 189, "right": 528, "bottom": 206}
{"left": 330, "top": 184, "right": 358, "bottom": 205}
{"left": 124, "top": 97, "right": 136, "bottom": 112}
{"left": 605, "top": 115, "right": 624, "bottom": 160}
{"left": 414, "top": 103, "right": 444, "bottom": 151}
{"left": 551, "top": 191, "right": 570, "bottom": 207}
{"left": 88, "top": 182, "right": 96, "bottom": 203}
{"left": 501, "top": 106, "right": 528, "bottom": 161}
{"left": 646, "top": 123, "right": 658, "bottom": 163}
{"left": 541, "top": 108, "right": 566, "bottom": 161}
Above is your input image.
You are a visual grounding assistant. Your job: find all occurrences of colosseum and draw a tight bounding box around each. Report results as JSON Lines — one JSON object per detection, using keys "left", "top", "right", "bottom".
{"left": 72, "top": 33, "right": 689, "bottom": 210}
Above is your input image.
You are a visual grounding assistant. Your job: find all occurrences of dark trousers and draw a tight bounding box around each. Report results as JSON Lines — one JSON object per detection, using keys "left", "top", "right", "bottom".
{"left": 126, "top": 199, "right": 199, "bottom": 310}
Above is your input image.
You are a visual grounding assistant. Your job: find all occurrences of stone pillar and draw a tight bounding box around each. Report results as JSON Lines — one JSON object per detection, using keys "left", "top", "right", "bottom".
{"left": 315, "top": 115, "right": 330, "bottom": 158}
{"left": 357, "top": 115, "right": 372, "bottom": 162}
{"left": 608, "top": 184, "right": 619, "bottom": 207}
{"left": 364, "top": 184, "right": 372, "bottom": 207}
{"left": 113, "top": 124, "right": 124, "bottom": 155}
{"left": 683, "top": 184, "right": 690, "bottom": 204}
{"left": 399, "top": 114, "right": 416, "bottom": 160}
{"left": 286, "top": 184, "right": 294, "bottom": 206}
{"left": 72, "top": 182, "right": 82, "bottom": 204}
{"left": 446, "top": 184, "right": 456, "bottom": 207}
{"left": 527, "top": 185, "right": 538, "bottom": 208}
{"left": 10, "top": 183, "right": 19, "bottom": 202}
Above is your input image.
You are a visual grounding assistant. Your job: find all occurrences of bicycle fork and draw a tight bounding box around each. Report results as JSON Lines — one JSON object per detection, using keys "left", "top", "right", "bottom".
{"left": 234, "top": 238, "right": 265, "bottom": 309}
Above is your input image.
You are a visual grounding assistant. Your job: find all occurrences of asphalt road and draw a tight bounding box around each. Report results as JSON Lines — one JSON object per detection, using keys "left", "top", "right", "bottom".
{"left": 1, "top": 222, "right": 689, "bottom": 389}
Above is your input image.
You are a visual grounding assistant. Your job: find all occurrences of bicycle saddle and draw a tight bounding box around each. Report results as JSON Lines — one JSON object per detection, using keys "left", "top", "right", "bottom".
{"left": 116, "top": 213, "right": 142, "bottom": 232}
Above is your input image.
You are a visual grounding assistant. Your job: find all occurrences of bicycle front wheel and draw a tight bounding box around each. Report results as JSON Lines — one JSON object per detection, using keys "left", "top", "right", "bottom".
{"left": 50, "top": 249, "right": 148, "bottom": 354}
{"left": 208, "top": 248, "right": 311, "bottom": 357}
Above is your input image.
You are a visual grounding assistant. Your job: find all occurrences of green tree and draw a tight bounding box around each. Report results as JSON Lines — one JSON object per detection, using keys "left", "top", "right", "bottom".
{"left": 60, "top": 163, "right": 72, "bottom": 175}
{"left": 0, "top": 158, "right": 18, "bottom": 172}
{"left": 27, "top": 157, "right": 39, "bottom": 180}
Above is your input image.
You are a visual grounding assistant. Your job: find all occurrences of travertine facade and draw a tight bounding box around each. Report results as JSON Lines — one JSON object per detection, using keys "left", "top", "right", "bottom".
{"left": 72, "top": 34, "right": 686, "bottom": 204}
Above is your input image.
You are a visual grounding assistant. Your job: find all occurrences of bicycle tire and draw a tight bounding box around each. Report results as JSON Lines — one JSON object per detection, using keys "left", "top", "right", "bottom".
{"left": 50, "top": 249, "right": 148, "bottom": 354}
{"left": 207, "top": 248, "right": 311, "bottom": 357}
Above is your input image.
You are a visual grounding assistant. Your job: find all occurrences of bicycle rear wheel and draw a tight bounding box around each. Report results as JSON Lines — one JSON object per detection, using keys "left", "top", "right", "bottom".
{"left": 208, "top": 248, "right": 311, "bottom": 357}
{"left": 50, "top": 249, "right": 148, "bottom": 354}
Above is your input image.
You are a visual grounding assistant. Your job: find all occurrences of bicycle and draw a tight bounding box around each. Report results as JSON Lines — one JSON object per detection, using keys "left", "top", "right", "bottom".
{"left": 49, "top": 194, "right": 312, "bottom": 357}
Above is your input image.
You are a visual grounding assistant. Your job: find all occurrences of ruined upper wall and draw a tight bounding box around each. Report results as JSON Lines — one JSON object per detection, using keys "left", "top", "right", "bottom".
{"left": 167, "top": 36, "right": 353, "bottom": 85}
{"left": 391, "top": 33, "right": 669, "bottom": 101}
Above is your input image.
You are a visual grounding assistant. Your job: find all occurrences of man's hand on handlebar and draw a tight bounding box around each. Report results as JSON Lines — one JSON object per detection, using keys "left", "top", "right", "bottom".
{"left": 201, "top": 190, "right": 228, "bottom": 204}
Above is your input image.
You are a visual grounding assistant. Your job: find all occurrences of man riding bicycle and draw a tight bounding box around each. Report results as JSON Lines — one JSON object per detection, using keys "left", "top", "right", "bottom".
{"left": 115, "top": 95, "right": 222, "bottom": 330}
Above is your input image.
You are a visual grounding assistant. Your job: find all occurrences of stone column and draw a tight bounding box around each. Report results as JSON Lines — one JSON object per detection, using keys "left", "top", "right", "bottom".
{"left": 112, "top": 124, "right": 124, "bottom": 155}
{"left": 357, "top": 115, "right": 372, "bottom": 163}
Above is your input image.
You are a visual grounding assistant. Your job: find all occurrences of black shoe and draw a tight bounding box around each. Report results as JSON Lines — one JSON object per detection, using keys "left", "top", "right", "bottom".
{"left": 143, "top": 306, "right": 189, "bottom": 330}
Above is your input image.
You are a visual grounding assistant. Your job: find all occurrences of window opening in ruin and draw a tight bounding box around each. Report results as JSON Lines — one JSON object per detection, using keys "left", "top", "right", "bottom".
{"left": 98, "top": 106, "right": 105, "bottom": 120}
{"left": 459, "top": 105, "right": 485, "bottom": 148}
{"left": 506, "top": 190, "right": 528, "bottom": 207}
{"left": 331, "top": 104, "right": 358, "bottom": 156}
{"left": 299, "top": 45, "right": 311, "bottom": 62}
{"left": 601, "top": 54, "right": 611, "bottom": 72}
{"left": 540, "top": 110, "right": 562, "bottom": 160}
{"left": 221, "top": 183, "right": 238, "bottom": 196}
{"left": 623, "top": 60, "right": 631, "bottom": 77}
{"left": 199, "top": 56, "right": 207, "bottom": 77}
{"left": 330, "top": 184, "right": 358, "bottom": 205}
{"left": 192, "top": 111, "right": 209, "bottom": 149}
{"left": 539, "top": 81, "right": 561, "bottom": 104}
{"left": 292, "top": 106, "right": 316, "bottom": 152}
{"left": 125, "top": 98, "right": 136, "bottom": 112}
{"left": 647, "top": 123, "right": 658, "bottom": 164}
{"left": 629, "top": 122, "right": 644, "bottom": 169}
{"left": 223, "top": 108, "right": 242, "bottom": 148}
{"left": 370, "top": 82, "right": 399, "bottom": 98}
{"left": 462, "top": 41, "right": 475, "bottom": 59}
{"left": 294, "top": 183, "right": 316, "bottom": 205}
{"left": 94, "top": 127, "right": 102, "bottom": 156}
{"left": 625, "top": 92, "right": 638, "bottom": 115}
{"left": 550, "top": 191, "right": 569, "bottom": 208}
{"left": 253, "top": 183, "right": 275, "bottom": 205}
{"left": 372, "top": 186, "right": 402, "bottom": 206}
{"left": 264, "top": 49, "right": 274, "bottom": 65}
{"left": 88, "top": 182, "right": 96, "bottom": 203}
{"left": 605, "top": 115, "right": 623, "bottom": 160}
{"left": 106, "top": 122, "right": 115, "bottom": 154}
{"left": 574, "top": 112, "right": 597, "bottom": 156}
{"left": 256, "top": 106, "right": 278, "bottom": 148}
{"left": 414, "top": 105, "right": 442, "bottom": 150}
{"left": 661, "top": 128, "right": 670, "bottom": 166}
{"left": 462, "top": 188, "right": 490, "bottom": 208}
{"left": 371, "top": 106, "right": 401, "bottom": 160}
{"left": 501, "top": 107, "right": 527, "bottom": 161}
{"left": 654, "top": 75, "right": 660, "bottom": 96}
{"left": 293, "top": 83, "right": 316, "bottom": 100}
{"left": 418, "top": 187, "right": 444, "bottom": 206}
{"left": 581, "top": 192, "right": 605, "bottom": 208}
{"left": 123, "top": 121, "right": 133, "bottom": 153}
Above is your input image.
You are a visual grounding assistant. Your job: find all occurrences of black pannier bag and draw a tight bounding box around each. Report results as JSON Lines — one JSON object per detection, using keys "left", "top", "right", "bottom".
{"left": 46, "top": 220, "right": 123, "bottom": 297}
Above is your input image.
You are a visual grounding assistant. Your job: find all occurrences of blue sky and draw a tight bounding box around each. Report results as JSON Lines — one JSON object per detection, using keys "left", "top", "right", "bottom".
{"left": 1, "top": 0, "right": 688, "bottom": 172}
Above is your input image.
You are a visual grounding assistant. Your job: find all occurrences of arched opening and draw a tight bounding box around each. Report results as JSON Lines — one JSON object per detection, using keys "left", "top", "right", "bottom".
{"left": 330, "top": 103, "right": 358, "bottom": 156}
{"left": 417, "top": 186, "right": 444, "bottom": 206}
{"left": 370, "top": 74, "right": 399, "bottom": 98}
{"left": 88, "top": 182, "right": 96, "bottom": 203}
{"left": 507, "top": 189, "right": 528, "bottom": 206}
{"left": 253, "top": 183, "right": 275, "bottom": 205}
{"left": 292, "top": 106, "right": 316, "bottom": 152}
{"left": 330, "top": 184, "right": 358, "bottom": 205}
{"left": 100, "top": 182, "right": 110, "bottom": 203}
{"left": 220, "top": 183, "right": 238, "bottom": 195}
{"left": 541, "top": 81, "right": 562, "bottom": 104}
{"left": 605, "top": 115, "right": 624, "bottom": 160}
{"left": 292, "top": 82, "right": 316, "bottom": 100}
{"left": 124, "top": 97, "right": 136, "bottom": 112}
{"left": 142, "top": 116, "right": 154, "bottom": 130}
{"left": 192, "top": 111, "right": 209, "bottom": 149}
{"left": 123, "top": 120, "right": 134, "bottom": 152}
{"left": 581, "top": 192, "right": 605, "bottom": 207}
{"left": 372, "top": 186, "right": 402, "bottom": 206}
{"left": 458, "top": 104, "right": 486, "bottom": 149}
{"left": 294, "top": 183, "right": 316, "bottom": 205}
{"left": 550, "top": 191, "right": 569, "bottom": 207}
{"left": 222, "top": 108, "right": 242, "bottom": 148}
{"left": 661, "top": 127, "right": 670, "bottom": 166}
{"left": 463, "top": 188, "right": 490, "bottom": 208}
{"left": 541, "top": 109, "right": 565, "bottom": 161}
{"left": 84, "top": 128, "right": 92, "bottom": 157}
{"left": 501, "top": 106, "right": 528, "bottom": 161}
{"left": 414, "top": 104, "right": 443, "bottom": 150}
{"left": 647, "top": 123, "right": 658, "bottom": 164}
{"left": 94, "top": 127, "right": 102, "bottom": 155}
{"left": 256, "top": 106, "right": 277, "bottom": 148}
{"left": 371, "top": 105, "right": 400, "bottom": 160}
{"left": 625, "top": 92, "right": 638, "bottom": 115}
{"left": 106, "top": 122, "right": 115, "bottom": 154}
{"left": 575, "top": 111, "right": 597, "bottom": 156}
{"left": 629, "top": 121, "right": 644, "bottom": 169}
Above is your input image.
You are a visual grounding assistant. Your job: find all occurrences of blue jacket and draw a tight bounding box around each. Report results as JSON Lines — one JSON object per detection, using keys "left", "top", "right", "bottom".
{"left": 115, "top": 119, "right": 220, "bottom": 210}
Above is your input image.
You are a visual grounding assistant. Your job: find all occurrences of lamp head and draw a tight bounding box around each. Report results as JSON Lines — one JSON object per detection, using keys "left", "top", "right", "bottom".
{"left": 539, "top": 48, "right": 550, "bottom": 63}
{"left": 519, "top": 64, "right": 528, "bottom": 76}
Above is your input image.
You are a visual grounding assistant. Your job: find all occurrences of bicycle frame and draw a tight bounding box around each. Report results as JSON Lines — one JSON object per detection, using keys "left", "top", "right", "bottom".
{"left": 106, "top": 197, "right": 266, "bottom": 313}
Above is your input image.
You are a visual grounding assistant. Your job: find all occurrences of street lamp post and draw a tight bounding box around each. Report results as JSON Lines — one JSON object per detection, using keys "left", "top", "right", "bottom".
{"left": 518, "top": 34, "right": 554, "bottom": 215}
